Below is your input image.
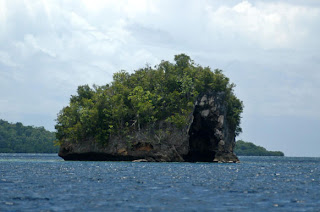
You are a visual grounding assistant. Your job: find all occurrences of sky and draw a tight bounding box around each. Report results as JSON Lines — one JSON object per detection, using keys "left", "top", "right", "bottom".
{"left": 0, "top": 0, "right": 319, "bottom": 157}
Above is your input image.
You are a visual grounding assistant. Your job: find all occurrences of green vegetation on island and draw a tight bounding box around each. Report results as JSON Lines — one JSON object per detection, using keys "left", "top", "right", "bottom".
{"left": 0, "top": 119, "right": 58, "bottom": 153}
{"left": 55, "top": 54, "right": 244, "bottom": 145}
{"left": 234, "top": 140, "right": 284, "bottom": 156}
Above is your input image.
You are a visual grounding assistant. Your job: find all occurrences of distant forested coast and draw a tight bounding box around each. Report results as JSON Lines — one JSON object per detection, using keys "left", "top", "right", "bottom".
{"left": 0, "top": 119, "right": 58, "bottom": 153}
{"left": 0, "top": 119, "right": 284, "bottom": 156}
{"left": 235, "top": 140, "right": 284, "bottom": 156}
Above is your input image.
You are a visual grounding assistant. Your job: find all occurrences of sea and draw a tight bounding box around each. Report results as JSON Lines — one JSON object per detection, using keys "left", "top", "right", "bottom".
{"left": 0, "top": 154, "right": 319, "bottom": 212}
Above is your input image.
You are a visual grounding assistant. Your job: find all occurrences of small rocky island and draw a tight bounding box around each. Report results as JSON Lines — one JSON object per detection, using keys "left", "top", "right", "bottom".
{"left": 56, "top": 54, "right": 243, "bottom": 163}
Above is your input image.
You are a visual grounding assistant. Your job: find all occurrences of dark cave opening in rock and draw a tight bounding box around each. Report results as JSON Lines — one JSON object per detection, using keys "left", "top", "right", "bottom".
{"left": 185, "top": 107, "right": 218, "bottom": 162}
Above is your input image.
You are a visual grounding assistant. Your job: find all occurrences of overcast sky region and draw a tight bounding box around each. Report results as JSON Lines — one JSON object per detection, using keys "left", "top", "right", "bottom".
{"left": 0, "top": 0, "right": 319, "bottom": 156}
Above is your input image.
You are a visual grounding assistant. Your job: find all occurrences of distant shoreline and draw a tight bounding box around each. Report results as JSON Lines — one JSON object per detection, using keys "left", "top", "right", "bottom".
{"left": 234, "top": 140, "right": 284, "bottom": 156}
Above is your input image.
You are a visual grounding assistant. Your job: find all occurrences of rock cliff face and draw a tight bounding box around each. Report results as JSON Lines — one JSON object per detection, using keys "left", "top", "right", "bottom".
{"left": 59, "top": 92, "right": 239, "bottom": 163}
{"left": 186, "top": 92, "right": 239, "bottom": 162}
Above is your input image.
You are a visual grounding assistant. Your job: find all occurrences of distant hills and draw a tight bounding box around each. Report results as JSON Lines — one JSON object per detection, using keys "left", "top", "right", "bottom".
{"left": 0, "top": 119, "right": 58, "bottom": 153}
{"left": 234, "top": 140, "right": 284, "bottom": 156}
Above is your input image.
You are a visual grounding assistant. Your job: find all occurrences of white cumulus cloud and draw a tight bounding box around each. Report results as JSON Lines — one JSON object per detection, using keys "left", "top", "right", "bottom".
{"left": 0, "top": 0, "right": 320, "bottom": 156}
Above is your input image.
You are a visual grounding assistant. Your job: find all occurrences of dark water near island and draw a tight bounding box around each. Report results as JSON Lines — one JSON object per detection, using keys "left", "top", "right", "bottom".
{"left": 0, "top": 154, "right": 319, "bottom": 211}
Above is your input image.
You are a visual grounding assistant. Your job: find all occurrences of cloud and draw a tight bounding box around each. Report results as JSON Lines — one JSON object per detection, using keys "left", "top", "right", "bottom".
{"left": 0, "top": 0, "right": 319, "bottom": 156}
{"left": 205, "top": 1, "right": 320, "bottom": 50}
{"left": 0, "top": 51, "right": 19, "bottom": 67}
{"left": 0, "top": 0, "right": 7, "bottom": 35}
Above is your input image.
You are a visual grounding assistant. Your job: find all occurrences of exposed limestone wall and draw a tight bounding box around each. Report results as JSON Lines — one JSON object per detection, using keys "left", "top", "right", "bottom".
{"left": 59, "top": 122, "right": 189, "bottom": 162}
{"left": 58, "top": 92, "right": 239, "bottom": 163}
{"left": 186, "top": 92, "right": 239, "bottom": 162}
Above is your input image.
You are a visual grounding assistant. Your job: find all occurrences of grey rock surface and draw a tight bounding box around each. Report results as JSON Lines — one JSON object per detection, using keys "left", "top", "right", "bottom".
{"left": 59, "top": 92, "right": 239, "bottom": 163}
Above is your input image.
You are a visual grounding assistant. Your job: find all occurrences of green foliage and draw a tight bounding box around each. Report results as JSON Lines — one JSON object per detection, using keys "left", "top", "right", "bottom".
{"left": 234, "top": 140, "right": 284, "bottom": 156}
{"left": 55, "top": 54, "right": 243, "bottom": 145}
{"left": 0, "top": 119, "right": 58, "bottom": 153}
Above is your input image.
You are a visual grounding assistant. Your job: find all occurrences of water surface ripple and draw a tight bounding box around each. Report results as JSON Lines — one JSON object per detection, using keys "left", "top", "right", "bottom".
{"left": 0, "top": 154, "right": 319, "bottom": 211}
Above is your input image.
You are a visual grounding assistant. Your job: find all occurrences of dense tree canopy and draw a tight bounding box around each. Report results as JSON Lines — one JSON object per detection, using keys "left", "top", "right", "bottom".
{"left": 0, "top": 119, "right": 58, "bottom": 153}
{"left": 234, "top": 140, "right": 284, "bottom": 156}
{"left": 55, "top": 54, "right": 243, "bottom": 145}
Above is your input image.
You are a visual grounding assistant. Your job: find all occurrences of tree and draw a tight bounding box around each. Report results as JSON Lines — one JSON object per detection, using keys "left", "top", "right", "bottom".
{"left": 234, "top": 140, "right": 284, "bottom": 156}
{"left": 128, "top": 86, "right": 156, "bottom": 130}
{"left": 55, "top": 54, "right": 243, "bottom": 145}
{"left": 0, "top": 119, "right": 58, "bottom": 153}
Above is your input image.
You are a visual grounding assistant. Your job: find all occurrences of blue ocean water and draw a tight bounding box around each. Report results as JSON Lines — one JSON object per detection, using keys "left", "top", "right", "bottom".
{"left": 0, "top": 154, "right": 319, "bottom": 211}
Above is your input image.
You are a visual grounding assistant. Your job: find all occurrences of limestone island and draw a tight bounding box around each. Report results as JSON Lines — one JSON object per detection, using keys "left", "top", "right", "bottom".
{"left": 56, "top": 54, "right": 243, "bottom": 163}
